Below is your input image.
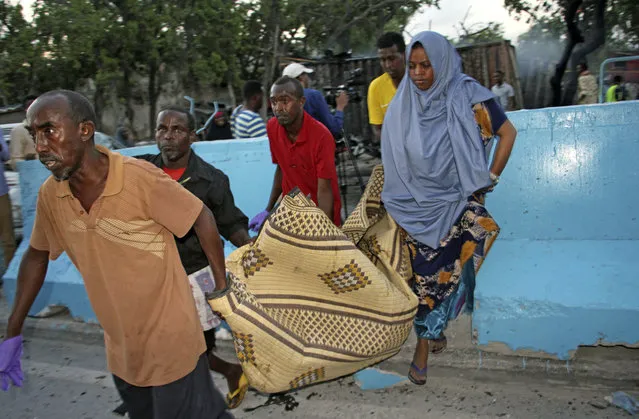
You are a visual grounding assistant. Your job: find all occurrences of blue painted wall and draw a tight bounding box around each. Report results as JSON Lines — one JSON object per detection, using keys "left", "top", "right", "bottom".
{"left": 2, "top": 138, "right": 274, "bottom": 322}
{"left": 3, "top": 103, "right": 639, "bottom": 359}
{"left": 475, "top": 101, "right": 639, "bottom": 358}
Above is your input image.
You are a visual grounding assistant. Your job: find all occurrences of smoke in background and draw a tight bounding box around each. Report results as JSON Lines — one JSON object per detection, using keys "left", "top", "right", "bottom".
{"left": 515, "top": 20, "right": 566, "bottom": 108}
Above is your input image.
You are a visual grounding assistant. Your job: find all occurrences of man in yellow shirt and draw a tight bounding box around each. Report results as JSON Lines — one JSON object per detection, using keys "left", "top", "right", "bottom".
{"left": 367, "top": 32, "right": 406, "bottom": 148}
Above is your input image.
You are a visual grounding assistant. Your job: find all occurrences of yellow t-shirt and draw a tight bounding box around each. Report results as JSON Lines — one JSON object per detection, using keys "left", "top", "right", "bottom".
{"left": 367, "top": 73, "right": 397, "bottom": 125}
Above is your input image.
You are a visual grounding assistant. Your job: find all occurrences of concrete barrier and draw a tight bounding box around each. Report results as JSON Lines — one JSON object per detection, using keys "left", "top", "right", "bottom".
{"left": 3, "top": 103, "right": 639, "bottom": 359}
{"left": 2, "top": 138, "right": 275, "bottom": 322}
{"left": 475, "top": 101, "right": 639, "bottom": 358}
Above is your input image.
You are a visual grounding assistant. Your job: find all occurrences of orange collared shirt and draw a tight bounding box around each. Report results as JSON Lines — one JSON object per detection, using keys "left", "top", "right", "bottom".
{"left": 30, "top": 146, "right": 205, "bottom": 386}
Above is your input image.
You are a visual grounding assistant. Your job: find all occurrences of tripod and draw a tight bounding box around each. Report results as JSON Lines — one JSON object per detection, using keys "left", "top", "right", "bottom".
{"left": 335, "top": 128, "right": 365, "bottom": 217}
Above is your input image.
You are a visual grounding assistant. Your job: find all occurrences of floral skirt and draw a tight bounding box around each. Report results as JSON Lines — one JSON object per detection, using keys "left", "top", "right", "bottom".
{"left": 406, "top": 196, "right": 499, "bottom": 340}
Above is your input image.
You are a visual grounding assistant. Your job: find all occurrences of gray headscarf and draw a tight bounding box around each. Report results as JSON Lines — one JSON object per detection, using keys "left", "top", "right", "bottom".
{"left": 381, "top": 31, "right": 495, "bottom": 248}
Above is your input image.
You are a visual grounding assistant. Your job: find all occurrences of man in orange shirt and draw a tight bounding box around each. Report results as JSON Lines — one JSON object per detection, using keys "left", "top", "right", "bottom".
{"left": 0, "top": 90, "right": 233, "bottom": 419}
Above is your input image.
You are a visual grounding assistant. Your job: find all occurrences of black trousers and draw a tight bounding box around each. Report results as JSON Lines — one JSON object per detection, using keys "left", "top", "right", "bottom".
{"left": 113, "top": 353, "right": 233, "bottom": 419}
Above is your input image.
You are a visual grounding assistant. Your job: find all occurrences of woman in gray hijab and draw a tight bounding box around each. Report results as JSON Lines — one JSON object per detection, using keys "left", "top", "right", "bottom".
{"left": 381, "top": 31, "right": 517, "bottom": 385}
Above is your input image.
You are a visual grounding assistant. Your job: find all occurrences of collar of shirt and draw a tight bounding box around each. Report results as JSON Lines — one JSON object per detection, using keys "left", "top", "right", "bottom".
{"left": 146, "top": 149, "right": 216, "bottom": 185}
{"left": 54, "top": 145, "right": 124, "bottom": 198}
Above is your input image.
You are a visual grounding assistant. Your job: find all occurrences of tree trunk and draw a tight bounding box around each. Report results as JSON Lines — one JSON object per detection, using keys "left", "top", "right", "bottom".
{"left": 122, "top": 66, "right": 136, "bottom": 136}
{"left": 261, "top": 0, "right": 280, "bottom": 119}
{"left": 93, "top": 87, "right": 104, "bottom": 132}
{"left": 148, "top": 61, "right": 159, "bottom": 139}
{"left": 93, "top": 44, "right": 104, "bottom": 131}
{"left": 562, "top": 0, "right": 607, "bottom": 105}
{"left": 549, "top": 0, "right": 583, "bottom": 107}
{"left": 227, "top": 74, "right": 237, "bottom": 110}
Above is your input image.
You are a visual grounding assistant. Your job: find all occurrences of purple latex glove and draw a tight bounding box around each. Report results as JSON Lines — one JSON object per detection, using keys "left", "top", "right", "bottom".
{"left": 0, "top": 335, "right": 24, "bottom": 391}
{"left": 248, "top": 210, "right": 269, "bottom": 232}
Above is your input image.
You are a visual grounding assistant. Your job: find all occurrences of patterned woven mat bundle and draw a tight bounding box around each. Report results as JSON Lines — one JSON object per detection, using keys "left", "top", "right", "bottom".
{"left": 210, "top": 166, "right": 418, "bottom": 393}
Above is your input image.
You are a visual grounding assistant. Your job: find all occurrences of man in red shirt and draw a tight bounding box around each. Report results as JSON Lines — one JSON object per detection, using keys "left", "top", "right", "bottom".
{"left": 249, "top": 76, "right": 341, "bottom": 229}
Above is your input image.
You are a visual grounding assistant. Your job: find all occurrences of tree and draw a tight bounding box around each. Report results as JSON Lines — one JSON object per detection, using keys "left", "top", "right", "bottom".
{"left": 505, "top": 0, "right": 607, "bottom": 106}
{"left": 452, "top": 8, "right": 505, "bottom": 46}
{"left": 31, "top": 0, "right": 117, "bottom": 123}
{"left": 231, "top": 0, "right": 439, "bottom": 112}
{"left": 177, "top": 0, "right": 242, "bottom": 95}
{"left": 285, "top": 0, "right": 433, "bottom": 54}
{"left": 0, "top": 1, "right": 39, "bottom": 104}
{"left": 508, "top": 0, "right": 638, "bottom": 106}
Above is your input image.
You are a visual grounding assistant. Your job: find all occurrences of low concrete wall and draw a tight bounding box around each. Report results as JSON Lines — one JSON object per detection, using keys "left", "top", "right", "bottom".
{"left": 475, "top": 101, "right": 639, "bottom": 358}
{"left": 3, "top": 103, "right": 639, "bottom": 360}
{"left": 2, "top": 138, "right": 274, "bottom": 322}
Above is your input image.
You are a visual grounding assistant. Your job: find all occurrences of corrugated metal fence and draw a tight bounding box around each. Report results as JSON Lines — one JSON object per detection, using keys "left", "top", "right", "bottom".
{"left": 290, "top": 40, "right": 523, "bottom": 140}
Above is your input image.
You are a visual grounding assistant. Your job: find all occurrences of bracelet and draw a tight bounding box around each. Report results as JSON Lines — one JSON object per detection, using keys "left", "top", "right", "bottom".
{"left": 205, "top": 273, "right": 233, "bottom": 300}
{"left": 489, "top": 172, "right": 500, "bottom": 185}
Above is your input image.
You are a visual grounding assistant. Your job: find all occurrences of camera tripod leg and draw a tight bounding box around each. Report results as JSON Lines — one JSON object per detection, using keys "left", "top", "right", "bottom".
{"left": 336, "top": 148, "right": 348, "bottom": 215}
{"left": 343, "top": 135, "right": 365, "bottom": 193}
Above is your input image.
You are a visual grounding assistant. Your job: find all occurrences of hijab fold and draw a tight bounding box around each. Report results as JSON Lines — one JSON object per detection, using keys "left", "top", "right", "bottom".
{"left": 381, "top": 31, "right": 495, "bottom": 249}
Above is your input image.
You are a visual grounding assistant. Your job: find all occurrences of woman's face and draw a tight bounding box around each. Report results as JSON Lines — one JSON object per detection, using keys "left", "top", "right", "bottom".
{"left": 409, "top": 45, "right": 435, "bottom": 91}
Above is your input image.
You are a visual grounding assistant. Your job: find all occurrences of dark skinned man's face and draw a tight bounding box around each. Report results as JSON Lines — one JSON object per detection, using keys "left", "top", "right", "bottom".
{"left": 26, "top": 96, "right": 91, "bottom": 181}
{"left": 270, "top": 83, "right": 305, "bottom": 127}
{"left": 378, "top": 45, "right": 405, "bottom": 80}
{"left": 155, "top": 110, "right": 194, "bottom": 164}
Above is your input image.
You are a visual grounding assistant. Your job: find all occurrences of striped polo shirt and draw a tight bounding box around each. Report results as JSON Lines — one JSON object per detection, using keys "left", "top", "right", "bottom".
{"left": 230, "top": 105, "right": 267, "bottom": 139}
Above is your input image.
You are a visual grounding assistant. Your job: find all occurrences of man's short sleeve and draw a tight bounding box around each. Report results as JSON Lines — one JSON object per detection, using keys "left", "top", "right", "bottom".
{"left": 148, "top": 171, "right": 204, "bottom": 238}
{"left": 367, "top": 81, "right": 384, "bottom": 125}
{"left": 315, "top": 130, "right": 337, "bottom": 180}
{"left": 507, "top": 84, "right": 515, "bottom": 97}
{"left": 30, "top": 191, "right": 64, "bottom": 260}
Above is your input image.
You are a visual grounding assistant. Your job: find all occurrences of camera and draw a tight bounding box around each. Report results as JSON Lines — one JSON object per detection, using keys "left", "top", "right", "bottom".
{"left": 324, "top": 68, "right": 365, "bottom": 108}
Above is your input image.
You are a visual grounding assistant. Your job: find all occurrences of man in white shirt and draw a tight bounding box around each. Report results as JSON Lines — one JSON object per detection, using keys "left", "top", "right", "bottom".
{"left": 491, "top": 71, "right": 515, "bottom": 111}
{"left": 9, "top": 95, "right": 38, "bottom": 170}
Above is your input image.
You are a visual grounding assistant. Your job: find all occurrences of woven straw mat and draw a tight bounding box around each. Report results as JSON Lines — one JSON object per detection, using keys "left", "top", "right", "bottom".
{"left": 209, "top": 165, "right": 418, "bottom": 393}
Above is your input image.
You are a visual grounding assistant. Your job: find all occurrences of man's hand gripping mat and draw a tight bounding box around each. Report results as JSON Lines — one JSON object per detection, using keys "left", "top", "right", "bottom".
{"left": 209, "top": 165, "right": 418, "bottom": 393}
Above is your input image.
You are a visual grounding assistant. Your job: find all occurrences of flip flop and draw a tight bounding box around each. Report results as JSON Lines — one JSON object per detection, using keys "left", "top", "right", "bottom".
{"left": 226, "top": 373, "right": 249, "bottom": 409}
{"left": 408, "top": 362, "right": 428, "bottom": 386}
{"left": 430, "top": 335, "right": 448, "bottom": 354}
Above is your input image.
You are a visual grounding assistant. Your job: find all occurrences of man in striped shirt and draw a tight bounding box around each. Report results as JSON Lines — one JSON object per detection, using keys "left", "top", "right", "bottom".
{"left": 230, "top": 81, "right": 267, "bottom": 139}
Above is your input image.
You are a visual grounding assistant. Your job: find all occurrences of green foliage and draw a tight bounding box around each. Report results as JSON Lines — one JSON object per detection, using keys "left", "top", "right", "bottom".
{"left": 0, "top": 0, "right": 442, "bottom": 112}
{"left": 455, "top": 22, "right": 506, "bottom": 46}
{"left": 0, "top": 1, "right": 39, "bottom": 104}
{"left": 284, "top": 0, "right": 433, "bottom": 55}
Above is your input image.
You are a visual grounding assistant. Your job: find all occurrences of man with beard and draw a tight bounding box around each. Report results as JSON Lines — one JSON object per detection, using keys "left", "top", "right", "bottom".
{"left": 249, "top": 76, "right": 341, "bottom": 231}
{"left": 133, "top": 106, "right": 250, "bottom": 410}
{"left": 0, "top": 90, "right": 233, "bottom": 419}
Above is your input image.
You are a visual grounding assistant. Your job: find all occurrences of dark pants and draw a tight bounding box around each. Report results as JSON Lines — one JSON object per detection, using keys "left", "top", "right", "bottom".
{"left": 113, "top": 353, "right": 233, "bottom": 419}
{"left": 0, "top": 193, "right": 16, "bottom": 269}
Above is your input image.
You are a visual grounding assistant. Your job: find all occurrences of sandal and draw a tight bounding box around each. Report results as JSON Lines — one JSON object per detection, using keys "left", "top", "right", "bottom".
{"left": 430, "top": 335, "right": 447, "bottom": 354}
{"left": 408, "top": 362, "right": 428, "bottom": 386}
{"left": 226, "top": 373, "right": 249, "bottom": 409}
